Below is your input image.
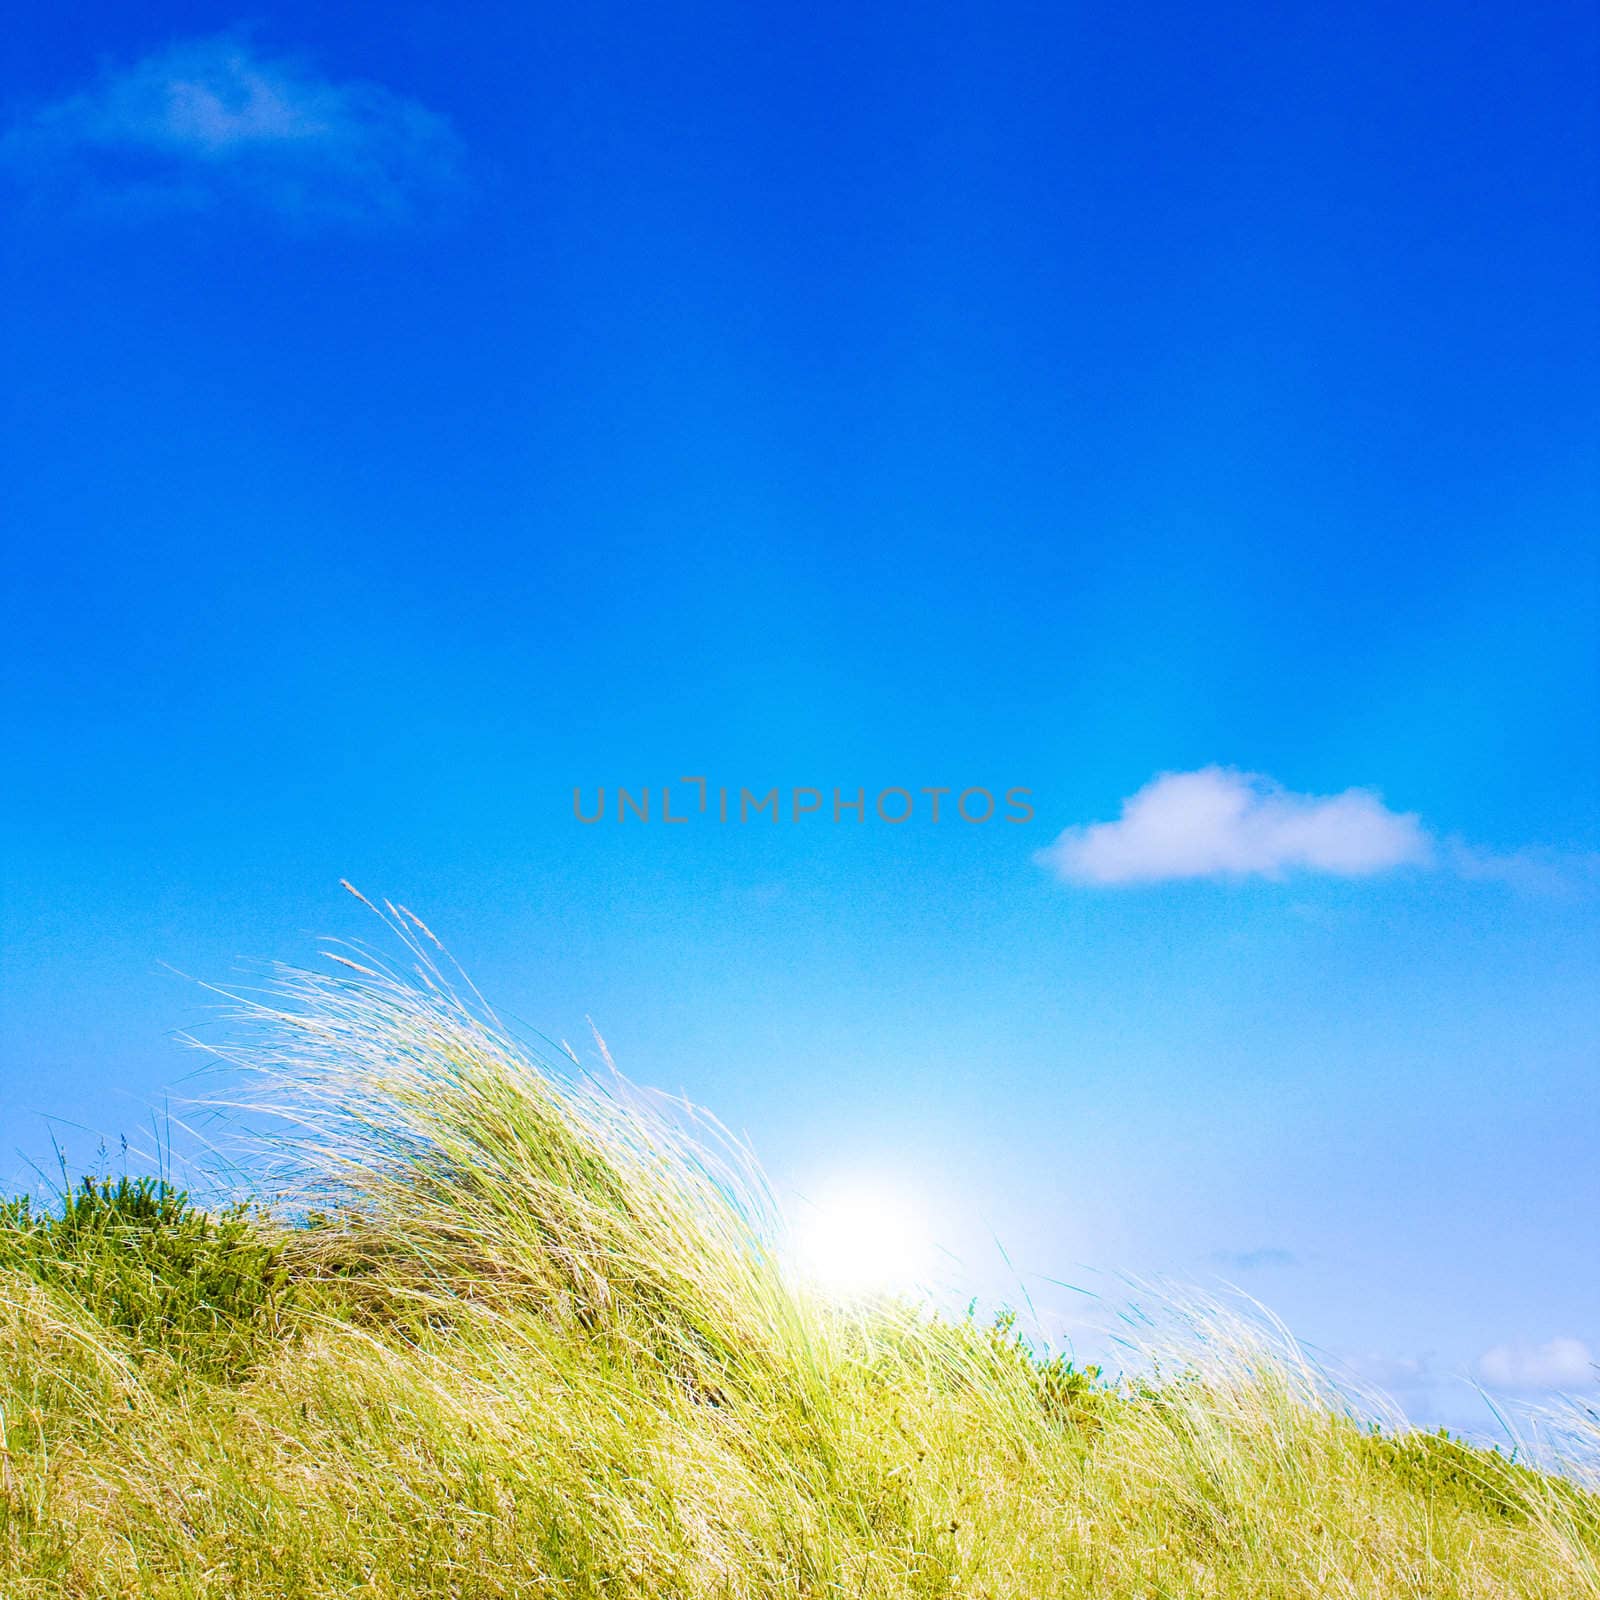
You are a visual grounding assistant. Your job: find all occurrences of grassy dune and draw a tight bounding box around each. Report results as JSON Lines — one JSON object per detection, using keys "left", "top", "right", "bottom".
{"left": 3, "top": 911, "right": 1596, "bottom": 1597}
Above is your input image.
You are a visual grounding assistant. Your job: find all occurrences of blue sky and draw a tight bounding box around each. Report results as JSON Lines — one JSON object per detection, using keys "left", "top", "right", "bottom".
{"left": 2, "top": 2, "right": 1597, "bottom": 1428}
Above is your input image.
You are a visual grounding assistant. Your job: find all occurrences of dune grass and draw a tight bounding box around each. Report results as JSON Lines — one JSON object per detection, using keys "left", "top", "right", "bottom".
{"left": 2, "top": 902, "right": 1596, "bottom": 1597}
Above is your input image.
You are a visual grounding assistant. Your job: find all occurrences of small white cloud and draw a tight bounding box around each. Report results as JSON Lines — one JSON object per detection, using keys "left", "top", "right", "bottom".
{"left": 1, "top": 31, "right": 462, "bottom": 222}
{"left": 1036, "top": 767, "right": 1433, "bottom": 886}
{"left": 1475, "top": 1337, "right": 1597, "bottom": 1391}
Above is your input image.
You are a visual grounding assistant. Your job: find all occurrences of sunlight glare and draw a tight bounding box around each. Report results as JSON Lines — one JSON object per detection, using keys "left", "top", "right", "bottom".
{"left": 791, "top": 1180, "right": 934, "bottom": 1299}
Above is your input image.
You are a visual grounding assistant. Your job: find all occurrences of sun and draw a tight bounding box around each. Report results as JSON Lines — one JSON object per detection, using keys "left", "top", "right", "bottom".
{"left": 790, "top": 1179, "right": 935, "bottom": 1300}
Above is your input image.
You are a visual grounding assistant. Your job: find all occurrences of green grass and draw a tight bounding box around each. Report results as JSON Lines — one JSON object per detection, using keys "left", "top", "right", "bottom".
{"left": 2, "top": 905, "right": 1595, "bottom": 1596}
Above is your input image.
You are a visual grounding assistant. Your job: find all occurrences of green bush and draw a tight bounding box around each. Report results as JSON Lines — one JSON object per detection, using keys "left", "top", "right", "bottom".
{"left": 1356, "top": 1426, "right": 1558, "bottom": 1524}
{"left": 984, "top": 1305, "right": 1110, "bottom": 1428}
{"left": 0, "top": 1175, "right": 292, "bottom": 1379}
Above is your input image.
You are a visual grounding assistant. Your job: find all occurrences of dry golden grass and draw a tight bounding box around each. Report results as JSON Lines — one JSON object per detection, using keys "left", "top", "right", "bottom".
{"left": 3, "top": 901, "right": 1594, "bottom": 1596}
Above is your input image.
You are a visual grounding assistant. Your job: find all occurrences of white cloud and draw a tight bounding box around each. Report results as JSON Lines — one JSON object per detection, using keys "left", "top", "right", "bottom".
{"left": 1036, "top": 767, "right": 1433, "bottom": 886}
{"left": 1475, "top": 1337, "right": 1597, "bottom": 1392}
{"left": 1, "top": 32, "right": 462, "bottom": 222}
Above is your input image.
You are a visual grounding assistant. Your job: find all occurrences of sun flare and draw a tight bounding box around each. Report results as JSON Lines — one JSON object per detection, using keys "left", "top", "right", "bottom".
{"left": 790, "top": 1180, "right": 934, "bottom": 1299}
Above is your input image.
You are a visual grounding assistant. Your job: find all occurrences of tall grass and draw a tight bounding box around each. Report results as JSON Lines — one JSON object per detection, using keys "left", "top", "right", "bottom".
{"left": 2, "top": 897, "right": 1595, "bottom": 1596}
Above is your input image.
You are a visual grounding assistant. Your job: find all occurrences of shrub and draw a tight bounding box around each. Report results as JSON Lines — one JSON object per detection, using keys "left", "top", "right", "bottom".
{"left": 984, "top": 1305, "right": 1109, "bottom": 1428}
{"left": 0, "top": 1175, "right": 291, "bottom": 1379}
{"left": 1356, "top": 1426, "right": 1574, "bottom": 1525}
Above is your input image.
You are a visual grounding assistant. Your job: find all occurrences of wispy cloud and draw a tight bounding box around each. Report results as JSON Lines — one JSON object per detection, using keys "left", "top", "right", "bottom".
{"left": 1, "top": 31, "right": 462, "bottom": 223}
{"left": 1447, "top": 842, "right": 1600, "bottom": 897}
{"left": 1211, "top": 1247, "right": 1298, "bottom": 1271}
{"left": 1036, "top": 767, "right": 1432, "bottom": 886}
{"left": 1475, "top": 1337, "right": 1597, "bottom": 1392}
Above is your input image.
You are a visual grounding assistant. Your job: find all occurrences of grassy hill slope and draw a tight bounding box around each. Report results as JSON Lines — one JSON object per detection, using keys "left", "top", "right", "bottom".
{"left": 3, "top": 923, "right": 1595, "bottom": 1598}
